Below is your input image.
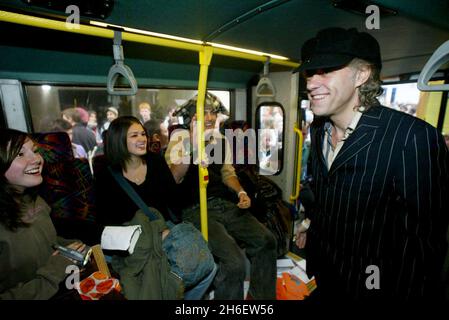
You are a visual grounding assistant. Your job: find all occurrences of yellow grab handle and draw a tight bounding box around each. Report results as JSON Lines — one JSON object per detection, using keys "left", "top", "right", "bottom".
{"left": 289, "top": 125, "right": 304, "bottom": 204}
{"left": 197, "top": 47, "right": 213, "bottom": 241}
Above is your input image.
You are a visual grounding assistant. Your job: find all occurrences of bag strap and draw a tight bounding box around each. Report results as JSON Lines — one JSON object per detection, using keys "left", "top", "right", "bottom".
{"left": 108, "top": 166, "right": 159, "bottom": 221}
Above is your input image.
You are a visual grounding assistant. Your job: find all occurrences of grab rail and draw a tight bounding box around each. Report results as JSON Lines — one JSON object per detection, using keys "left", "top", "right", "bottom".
{"left": 418, "top": 40, "right": 449, "bottom": 91}
{"left": 289, "top": 125, "right": 303, "bottom": 204}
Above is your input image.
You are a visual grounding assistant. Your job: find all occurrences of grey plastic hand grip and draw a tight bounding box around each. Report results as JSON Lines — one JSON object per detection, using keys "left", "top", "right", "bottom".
{"left": 107, "top": 62, "right": 138, "bottom": 96}
{"left": 107, "top": 30, "right": 138, "bottom": 96}
{"left": 417, "top": 40, "right": 449, "bottom": 92}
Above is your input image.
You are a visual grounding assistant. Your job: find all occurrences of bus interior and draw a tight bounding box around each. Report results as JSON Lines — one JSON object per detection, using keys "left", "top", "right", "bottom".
{"left": 1, "top": 0, "right": 449, "bottom": 301}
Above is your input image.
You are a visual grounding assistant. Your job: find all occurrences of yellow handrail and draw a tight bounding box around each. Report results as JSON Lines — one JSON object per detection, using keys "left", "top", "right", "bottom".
{"left": 196, "top": 47, "right": 213, "bottom": 241}
{"left": 289, "top": 125, "right": 303, "bottom": 204}
{"left": 0, "top": 10, "right": 300, "bottom": 68}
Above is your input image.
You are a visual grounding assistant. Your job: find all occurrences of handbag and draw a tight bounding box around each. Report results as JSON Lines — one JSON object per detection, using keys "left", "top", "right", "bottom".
{"left": 108, "top": 167, "right": 215, "bottom": 288}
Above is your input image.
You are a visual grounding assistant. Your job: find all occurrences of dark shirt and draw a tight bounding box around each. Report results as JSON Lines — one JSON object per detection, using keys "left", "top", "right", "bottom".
{"left": 72, "top": 123, "right": 97, "bottom": 153}
{"left": 95, "top": 153, "right": 181, "bottom": 226}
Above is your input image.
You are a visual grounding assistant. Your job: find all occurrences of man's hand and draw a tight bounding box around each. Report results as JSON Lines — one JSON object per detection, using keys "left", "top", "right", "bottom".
{"left": 294, "top": 218, "right": 310, "bottom": 249}
{"left": 237, "top": 192, "right": 251, "bottom": 209}
{"left": 295, "top": 232, "right": 307, "bottom": 249}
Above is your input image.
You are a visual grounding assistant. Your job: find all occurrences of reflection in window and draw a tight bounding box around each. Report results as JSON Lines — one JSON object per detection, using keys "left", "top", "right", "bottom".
{"left": 379, "top": 83, "right": 420, "bottom": 117}
{"left": 25, "top": 85, "right": 230, "bottom": 135}
{"left": 257, "top": 103, "right": 284, "bottom": 175}
{"left": 379, "top": 81, "right": 449, "bottom": 132}
{"left": 25, "top": 85, "right": 231, "bottom": 160}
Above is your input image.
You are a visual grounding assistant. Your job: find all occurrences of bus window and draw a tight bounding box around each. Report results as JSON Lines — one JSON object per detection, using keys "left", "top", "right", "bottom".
{"left": 24, "top": 85, "right": 231, "bottom": 135}
{"left": 256, "top": 102, "right": 284, "bottom": 175}
{"left": 0, "top": 92, "right": 6, "bottom": 129}
{"left": 379, "top": 82, "right": 420, "bottom": 116}
{"left": 379, "top": 81, "right": 449, "bottom": 133}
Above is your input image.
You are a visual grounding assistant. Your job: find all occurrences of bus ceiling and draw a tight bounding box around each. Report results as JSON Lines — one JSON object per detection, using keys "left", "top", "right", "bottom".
{"left": 0, "top": 1, "right": 449, "bottom": 81}
{"left": 0, "top": 9, "right": 297, "bottom": 88}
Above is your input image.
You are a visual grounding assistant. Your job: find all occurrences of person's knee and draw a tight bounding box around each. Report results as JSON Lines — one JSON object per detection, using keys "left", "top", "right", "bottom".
{"left": 250, "top": 225, "right": 277, "bottom": 250}
{"left": 262, "top": 229, "right": 277, "bottom": 251}
{"left": 219, "top": 251, "right": 246, "bottom": 280}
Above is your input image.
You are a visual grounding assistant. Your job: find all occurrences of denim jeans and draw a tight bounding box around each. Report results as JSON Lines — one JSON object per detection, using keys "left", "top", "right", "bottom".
{"left": 183, "top": 198, "right": 277, "bottom": 300}
{"left": 184, "top": 263, "right": 218, "bottom": 300}
{"left": 139, "top": 207, "right": 215, "bottom": 289}
{"left": 162, "top": 221, "right": 215, "bottom": 288}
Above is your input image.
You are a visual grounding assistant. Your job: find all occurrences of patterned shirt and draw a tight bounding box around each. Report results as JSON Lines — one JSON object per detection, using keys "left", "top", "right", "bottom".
{"left": 322, "top": 110, "right": 363, "bottom": 169}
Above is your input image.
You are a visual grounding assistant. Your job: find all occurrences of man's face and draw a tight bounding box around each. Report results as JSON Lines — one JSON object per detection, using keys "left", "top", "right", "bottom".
{"left": 107, "top": 111, "right": 117, "bottom": 122}
{"left": 306, "top": 65, "right": 360, "bottom": 118}
{"left": 88, "top": 113, "right": 97, "bottom": 127}
{"left": 204, "top": 109, "right": 217, "bottom": 130}
{"left": 140, "top": 108, "right": 151, "bottom": 122}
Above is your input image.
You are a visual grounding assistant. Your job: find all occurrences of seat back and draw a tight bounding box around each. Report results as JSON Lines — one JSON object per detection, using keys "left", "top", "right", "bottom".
{"left": 35, "top": 132, "right": 101, "bottom": 244}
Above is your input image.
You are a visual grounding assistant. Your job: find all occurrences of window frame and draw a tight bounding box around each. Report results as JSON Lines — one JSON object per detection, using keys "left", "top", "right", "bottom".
{"left": 255, "top": 101, "right": 285, "bottom": 176}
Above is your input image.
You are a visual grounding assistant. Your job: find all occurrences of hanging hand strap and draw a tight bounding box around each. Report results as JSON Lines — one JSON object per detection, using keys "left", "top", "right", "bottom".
{"left": 107, "top": 31, "right": 138, "bottom": 96}
{"left": 108, "top": 166, "right": 159, "bottom": 221}
{"left": 256, "top": 57, "right": 275, "bottom": 97}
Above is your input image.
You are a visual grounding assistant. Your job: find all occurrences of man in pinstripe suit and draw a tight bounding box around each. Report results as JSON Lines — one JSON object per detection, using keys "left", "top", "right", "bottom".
{"left": 296, "top": 27, "right": 449, "bottom": 299}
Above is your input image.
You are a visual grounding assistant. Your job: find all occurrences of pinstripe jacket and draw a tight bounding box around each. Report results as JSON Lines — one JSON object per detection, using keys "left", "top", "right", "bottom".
{"left": 307, "top": 105, "right": 449, "bottom": 299}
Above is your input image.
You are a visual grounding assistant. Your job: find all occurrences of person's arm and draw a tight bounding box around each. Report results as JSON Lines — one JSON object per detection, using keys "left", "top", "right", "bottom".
{"left": 165, "top": 128, "right": 192, "bottom": 184}
{"left": 0, "top": 241, "right": 73, "bottom": 300}
{"left": 396, "top": 125, "right": 449, "bottom": 297}
{"left": 155, "top": 154, "right": 184, "bottom": 222}
{"left": 220, "top": 136, "right": 251, "bottom": 209}
{"left": 222, "top": 169, "right": 251, "bottom": 209}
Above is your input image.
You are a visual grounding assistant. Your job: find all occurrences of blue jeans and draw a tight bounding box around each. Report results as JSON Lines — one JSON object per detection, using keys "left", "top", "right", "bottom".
{"left": 162, "top": 221, "right": 215, "bottom": 288}
{"left": 184, "top": 263, "right": 218, "bottom": 300}
{"left": 141, "top": 208, "right": 215, "bottom": 289}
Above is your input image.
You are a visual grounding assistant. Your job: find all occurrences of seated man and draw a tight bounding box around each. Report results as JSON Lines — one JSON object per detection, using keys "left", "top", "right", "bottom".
{"left": 166, "top": 92, "right": 277, "bottom": 300}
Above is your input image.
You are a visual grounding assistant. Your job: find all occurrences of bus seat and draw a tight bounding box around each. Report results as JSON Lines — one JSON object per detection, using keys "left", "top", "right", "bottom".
{"left": 34, "top": 132, "right": 103, "bottom": 245}
{"left": 35, "top": 131, "right": 74, "bottom": 161}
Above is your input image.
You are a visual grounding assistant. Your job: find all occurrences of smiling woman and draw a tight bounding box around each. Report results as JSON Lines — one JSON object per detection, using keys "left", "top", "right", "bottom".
{"left": 0, "top": 128, "right": 87, "bottom": 300}
{"left": 3, "top": 135, "right": 43, "bottom": 192}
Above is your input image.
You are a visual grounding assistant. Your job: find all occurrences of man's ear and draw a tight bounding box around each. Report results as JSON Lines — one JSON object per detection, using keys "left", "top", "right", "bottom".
{"left": 355, "top": 65, "right": 371, "bottom": 88}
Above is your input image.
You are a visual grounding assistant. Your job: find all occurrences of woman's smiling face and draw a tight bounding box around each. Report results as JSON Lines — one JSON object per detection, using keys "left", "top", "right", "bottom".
{"left": 4, "top": 138, "right": 44, "bottom": 192}
{"left": 126, "top": 123, "right": 148, "bottom": 157}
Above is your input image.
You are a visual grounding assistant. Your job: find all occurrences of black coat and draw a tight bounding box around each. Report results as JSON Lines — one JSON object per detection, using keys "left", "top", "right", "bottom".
{"left": 307, "top": 105, "right": 449, "bottom": 299}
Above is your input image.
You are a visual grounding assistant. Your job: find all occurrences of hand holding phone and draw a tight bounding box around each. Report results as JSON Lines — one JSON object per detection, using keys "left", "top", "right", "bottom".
{"left": 53, "top": 243, "right": 92, "bottom": 267}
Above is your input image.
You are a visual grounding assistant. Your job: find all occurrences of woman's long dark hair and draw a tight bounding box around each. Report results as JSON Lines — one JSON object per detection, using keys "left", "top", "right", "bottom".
{"left": 103, "top": 116, "right": 147, "bottom": 171}
{"left": 0, "top": 129, "right": 36, "bottom": 231}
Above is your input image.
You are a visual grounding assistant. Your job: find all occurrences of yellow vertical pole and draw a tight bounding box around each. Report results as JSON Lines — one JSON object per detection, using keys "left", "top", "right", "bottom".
{"left": 196, "top": 46, "right": 213, "bottom": 241}
{"left": 289, "top": 124, "right": 304, "bottom": 204}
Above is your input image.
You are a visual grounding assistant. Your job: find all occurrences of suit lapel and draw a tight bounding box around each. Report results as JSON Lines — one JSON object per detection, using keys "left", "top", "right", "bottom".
{"left": 328, "top": 107, "right": 383, "bottom": 175}
{"left": 310, "top": 121, "right": 329, "bottom": 177}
